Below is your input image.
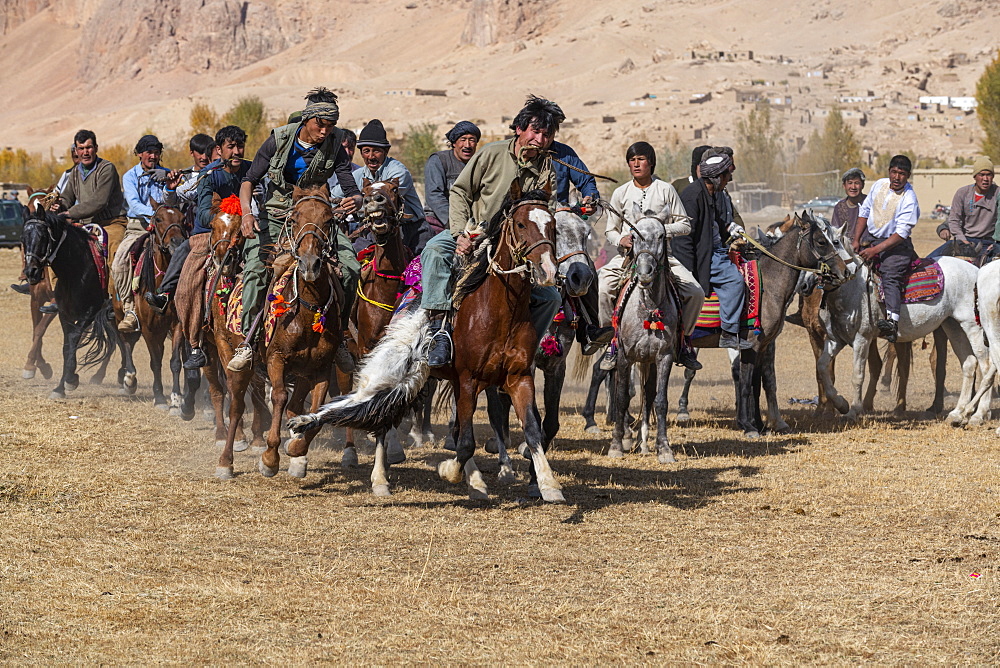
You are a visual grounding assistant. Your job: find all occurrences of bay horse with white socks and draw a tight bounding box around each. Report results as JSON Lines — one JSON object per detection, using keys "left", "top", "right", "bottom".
{"left": 21, "top": 206, "right": 117, "bottom": 399}
{"left": 289, "top": 183, "right": 566, "bottom": 502}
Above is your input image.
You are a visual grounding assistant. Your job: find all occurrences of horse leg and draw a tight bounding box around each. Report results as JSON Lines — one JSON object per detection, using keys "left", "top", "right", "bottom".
{"left": 582, "top": 361, "right": 609, "bottom": 433}
{"left": 117, "top": 332, "right": 138, "bottom": 396}
{"left": 863, "top": 338, "right": 883, "bottom": 412}
{"left": 485, "top": 386, "right": 515, "bottom": 483}
{"left": 735, "top": 349, "right": 761, "bottom": 438}
{"left": 928, "top": 327, "right": 948, "bottom": 415}
{"left": 51, "top": 318, "right": 78, "bottom": 399}
{"left": 942, "top": 319, "right": 989, "bottom": 427}
{"left": 334, "top": 367, "right": 358, "bottom": 468}
{"left": 638, "top": 364, "right": 654, "bottom": 454}
{"left": 145, "top": 328, "right": 167, "bottom": 407}
{"left": 261, "top": 359, "right": 289, "bottom": 478}
{"left": 761, "top": 342, "right": 790, "bottom": 433}
{"left": 818, "top": 338, "right": 850, "bottom": 414}
{"left": 24, "top": 310, "right": 56, "bottom": 379}
{"left": 541, "top": 360, "right": 565, "bottom": 448}
{"left": 370, "top": 429, "right": 393, "bottom": 497}
{"left": 437, "top": 378, "right": 489, "bottom": 500}
{"left": 284, "top": 381, "right": 318, "bottom": 479}
{"left": 608, "top": 359, "right": 631, "bottom": 458}
{"left": 802, "top": 290, "right": 831, "bottom": 412}
{"left": 420, "top": 376, "right": 437, "bottom": 446}
{"left": 892, "top": 342, "right": 911, "bottom": 414}
{"left": 203, "top": 355, "right": 228, "bottom": 446}
{"left": 655, "top": 354, "right": 676, "bottom": 463}
{"left": 169, "top": 328, "right": 185, "bottom": 416}
{"left": 848, "top": 334, "right": 873, "bottom": 421}
{"left": 248, "top": 379, "right": 271, "bottom": 452}
{"left": 508, "top": 375, "right": 564, "bottom": 503}
{"left": 217, "top": 369, "right": 250, "bottom": 480}
{"left": 676, "top": 367, "right": 695, "bottom": 423}
{"left": 385, "top": 426, "right": 406, "bottom": 466}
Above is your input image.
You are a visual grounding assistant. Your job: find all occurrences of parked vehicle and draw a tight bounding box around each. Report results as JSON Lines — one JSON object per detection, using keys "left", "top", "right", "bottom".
{"left": 0, "top": 199, "right": 25, "bottom": 247}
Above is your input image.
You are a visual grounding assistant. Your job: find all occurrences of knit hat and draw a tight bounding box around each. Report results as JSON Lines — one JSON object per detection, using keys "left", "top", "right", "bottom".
{"left": 700, "top": 153, "right": 733, "bottom": 179}
{"left": 134, "top": 134, "right": 163, "bottom": 153}
{"left": 357, "top": 119, "right": 390, "bottom": 149}
{"left": 972, "top": 156, "right": 995, "bottom": 176}
{"left": 445, "top": 121, "right": 481, "bottom": 145}
{"left": 841, "top": 167, "right": 866, "bottom": 183}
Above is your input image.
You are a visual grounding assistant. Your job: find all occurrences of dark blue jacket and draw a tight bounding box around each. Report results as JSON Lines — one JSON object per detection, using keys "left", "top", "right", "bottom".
{"left": 551, "top": 141, "right": 599, "bottom": 204}
{"left": 195, "top": 159, "right": 252, "bottom": 234}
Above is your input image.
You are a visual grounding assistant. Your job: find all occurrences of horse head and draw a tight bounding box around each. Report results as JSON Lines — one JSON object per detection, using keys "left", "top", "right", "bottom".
{"left": 631, "top": 202, "right": 668, "bottom": 287}
{"left": 361, "top": 177, "right": 402, "bottom": 240}
{"left": 21, "top": 202, "right": 66, "bottom": 285}
{"left": 208, "top": 193, "right": 243, "bottom": 277}
{"left": 147, "top": 196, "right": 188, "bottom": 254}
{"left": 794, "top": 211, "right": 852, "bottom": 286}
{"left": 553, "top": 208, "right": 595, "bottom": 297}
{"left": 290, "top": 184, "right": 335, "bottom": 283}
{"left": 503, "top": 180, "right": 557, "bottom": 287}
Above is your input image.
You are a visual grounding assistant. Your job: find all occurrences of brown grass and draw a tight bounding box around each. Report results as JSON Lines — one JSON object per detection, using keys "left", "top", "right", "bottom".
{"left": 0, "top": 232, "right": 998, "bottom": 664}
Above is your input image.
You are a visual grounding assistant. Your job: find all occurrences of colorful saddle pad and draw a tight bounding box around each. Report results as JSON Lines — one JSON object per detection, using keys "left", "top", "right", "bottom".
{"left": 876, "top": 259, "right": 944, "bottom": 304}
{"left": 217, "top": 267, "right": 294, "bottom": 347}
{"left": 693, "top": 257, "right": 761, "bottom": 332}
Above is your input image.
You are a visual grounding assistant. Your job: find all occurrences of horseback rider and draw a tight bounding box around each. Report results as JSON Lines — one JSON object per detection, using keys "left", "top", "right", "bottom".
{"left": 674, "top": 152, "right": 753, "bottom": 350}
{"left": 832, "top": 167, "right": 867, "bottom": 239}
{"left": 145, "top": 125, "right": 250, "bottom": 369}
{"left": 852, "top": 154, "right": 920, "bottom": 343}
{"left": 330, "top": 118, "right": 432, "bottom": 255}
{"left": 422, "top": 95, "right": 568, "bottom": 367}
{"left": 169, "top": 133, "right": 217, "bottom": 207}
{"left": 113, "top": 134, "right": 178, "bottom": 333}
{"left": 424, "top": 121, "right": 481, "bottom": 234}
{"left": 228, "top": 91, "right": 361, "bottom": 372}
{"left": 928, "top": 156, "right": 996, "bottom": 259}
{"left": 597, "top": 141, "right": 704, "bottom": 370}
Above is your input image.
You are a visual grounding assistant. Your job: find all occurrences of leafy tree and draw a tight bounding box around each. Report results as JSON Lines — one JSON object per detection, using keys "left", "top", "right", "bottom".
{"left": 397, "top": 123, "right": 439, "bottom": 182}
{"left": 976, "top": 50, "right": 1000, "bottom": 160}
{"left": 736, "top": 103, "right": 783, "bottom": 188}
{"left": 222, "top": 96, "right": 268, "bottom": 152}
{"left": 189, "top": 102, "right": 220, "bottom": 137}
{"left": 796, "top": 107, "right": 863, "bottom": 197}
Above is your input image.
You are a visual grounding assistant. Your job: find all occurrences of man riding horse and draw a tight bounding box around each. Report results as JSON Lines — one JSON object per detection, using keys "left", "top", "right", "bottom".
{"left": 229, "top": 91, "right": 361, "bottom": 372}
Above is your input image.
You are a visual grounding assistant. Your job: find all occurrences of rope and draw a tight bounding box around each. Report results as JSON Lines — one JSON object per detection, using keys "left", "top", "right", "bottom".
{"left": 356, "top": 283, "right": 395, "bottom": 311}
{"left": 734, "top": 229, "right": 827, "bottom": 276}
{"left": 543, "top": 152, "right": 618, "bottom": 183}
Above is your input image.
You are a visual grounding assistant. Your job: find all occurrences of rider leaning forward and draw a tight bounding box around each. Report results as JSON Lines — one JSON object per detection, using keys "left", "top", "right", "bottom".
{"left": 229, "top": 91, "right": 361, "bottom": 372}
{"left": 852, "top": 154, "right": 920, "bottom": 343}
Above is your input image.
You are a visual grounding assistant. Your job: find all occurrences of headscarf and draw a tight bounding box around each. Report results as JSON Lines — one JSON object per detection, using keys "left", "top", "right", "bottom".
{"left": 690, "top": 144, "right": 712, "bottom": 178}
{"left": 445, "top": 121, "right": 481, "bottom": 145}
{"left": 700, "top": 153, "right": 733, "bottom": 179}
{"left": 301, "top": 101, "right": 340, "bottom": 125}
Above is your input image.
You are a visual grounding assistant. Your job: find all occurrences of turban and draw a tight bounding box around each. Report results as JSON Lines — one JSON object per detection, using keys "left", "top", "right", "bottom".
{"left": 301, "top": 101, "right": 340, "bottom": 124}
{"left": 445, "top": 121, "right": 481, "bottom": 145}
{"left": 700, "top": 153, "right": 733, "bottom": 179}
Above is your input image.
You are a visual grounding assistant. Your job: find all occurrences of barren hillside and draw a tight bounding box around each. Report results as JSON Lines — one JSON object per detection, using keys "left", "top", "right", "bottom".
{"left": 0, "top": 0, "right": 997, "bottom": 176}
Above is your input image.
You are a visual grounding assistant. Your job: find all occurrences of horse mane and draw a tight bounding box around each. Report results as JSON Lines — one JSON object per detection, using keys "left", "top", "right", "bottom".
{"left": 452, "top": 189, "right": 550, "bottom": 308}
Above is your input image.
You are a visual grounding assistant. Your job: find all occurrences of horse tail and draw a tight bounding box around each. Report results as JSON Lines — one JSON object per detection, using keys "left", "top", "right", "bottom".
{"left": 80, "top": 300, "right": 117, "bottom": 368}
{"left": 568, "top": 339, "right": 591, "bottom": 385}
{"left": 288, "top": 309, "right": 431, "bottom": 433}
{"left": 432, "top": 379, "right": 454, "bottom": 417}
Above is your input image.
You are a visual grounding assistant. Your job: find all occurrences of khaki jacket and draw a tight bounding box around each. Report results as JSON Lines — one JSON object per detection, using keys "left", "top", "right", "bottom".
{"left": 58, "top": 158, "right": 125, "bottom": 224}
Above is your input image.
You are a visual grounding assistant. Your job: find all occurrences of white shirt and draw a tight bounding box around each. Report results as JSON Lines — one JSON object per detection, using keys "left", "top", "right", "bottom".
{"left": 858, "top": 178, "right": 920, "bottom": 239}
{"left": 605, "top": 177, "right": 690, "bottom": 249}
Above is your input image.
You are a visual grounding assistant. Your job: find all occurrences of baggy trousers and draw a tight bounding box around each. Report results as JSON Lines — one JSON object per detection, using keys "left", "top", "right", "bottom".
{"left": 710, "top": 246, "right": 746, "bottom": 335}
{"left": 597, "top": 253, "right": 705, "bottom": 335}
{"left": 863, "top": 231, "right": 917, "bottom": 318}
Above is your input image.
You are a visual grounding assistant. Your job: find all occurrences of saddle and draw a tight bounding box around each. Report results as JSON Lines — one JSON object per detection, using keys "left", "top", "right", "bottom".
{"left": 80, "top": 223, "right": 109, "bottom": 292}
{"left": 693, "top": 250, "right": 761, "bottom": 336}
{"left": 874, "top": 258, "right": 944, "bottom": 304}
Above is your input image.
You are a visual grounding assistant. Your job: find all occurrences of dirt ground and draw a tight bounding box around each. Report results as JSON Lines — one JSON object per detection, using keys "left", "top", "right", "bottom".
{"left": 0, "top": 222, "right": 997, "bottom": 664}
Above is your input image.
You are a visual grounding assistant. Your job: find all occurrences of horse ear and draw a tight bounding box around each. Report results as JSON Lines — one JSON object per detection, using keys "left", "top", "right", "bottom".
{"left": 657, "top": 202, "right": 673, "bottom": 221}
{"left": 795, "top": 212, "right": 809, "bottom": 229}
{"left": 387, "top": 177, "right": 400, "bottom": 188}
{"left": 149, "top": 195, "right": 161, "bottom": 209}
{"left": 631, "top": 202, "right": 643, "bottom": 221}
{"left": 211, "top": 192, "right": 221, "bottom": 212}
{"left": 508, "top": 178, "right": 523, "bottom": 201}
{"left": 362, "top": 177, "right": 373, "bottom": 189}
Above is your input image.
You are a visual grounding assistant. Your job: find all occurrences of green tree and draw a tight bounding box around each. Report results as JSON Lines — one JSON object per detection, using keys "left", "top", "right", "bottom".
{"left": 397, "top": 123, "right": 439, "bottom": 182}
{"left": 189, "top": 102, "right": 220, "bottom": 137}
{"left": 796, "top": 107, "right": 862, "bottom": 197}
{"left": 976, "top": 50, "right": 1000, "bottom": 160}
{"left": 222, "top": 96, "right": 268, "bottom": 152}
{"left": 736, "top": 103, "right": 783, "bottom": 188}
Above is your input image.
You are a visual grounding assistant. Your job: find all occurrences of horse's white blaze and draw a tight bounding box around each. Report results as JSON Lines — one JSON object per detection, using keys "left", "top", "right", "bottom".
{"left": 540, "top": 251, "right": 557, "bottom": 285}
{"left": 529, "top": 208, "right": 552, "bottom": 237}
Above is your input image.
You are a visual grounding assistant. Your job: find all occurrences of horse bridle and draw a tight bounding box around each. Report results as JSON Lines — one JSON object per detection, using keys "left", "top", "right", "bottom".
{"left": 362, "top": 185, "right": 404, "bottom": 246}
{"left": 489, "top": 199, "right": 557, "bottom": 280}
{"left": 22, "top": 215, "right": 68, "bottom": 268}
{"left": 286, "top": 194, "right": 338, "bottom": 263}
{"left": 149, "top": 204, "right": 188, "bottom": 255}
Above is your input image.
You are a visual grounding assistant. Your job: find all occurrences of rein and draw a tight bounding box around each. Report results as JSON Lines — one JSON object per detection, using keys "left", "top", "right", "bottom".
{"left": 486, "top": 199, "right": 556, "bottom": 279}
{"left": 23, "top": 218, "right": 68, "bottom": 267}
{"left": 735, "top": 227, "right": 837, "bottom": 281}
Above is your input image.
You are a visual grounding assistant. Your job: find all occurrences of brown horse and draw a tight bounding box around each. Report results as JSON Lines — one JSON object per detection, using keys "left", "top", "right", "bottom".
{"left": 289, "top": 183, "right": 565, "bottom": 502}
{"left": 258, "top": 184, "right": 344, "bottom": 479}
{"left": 113, "top": 198, "right": 189, "bottom": 406}
{"left": 20, "top": 266, "right": 56, "bottom": 380}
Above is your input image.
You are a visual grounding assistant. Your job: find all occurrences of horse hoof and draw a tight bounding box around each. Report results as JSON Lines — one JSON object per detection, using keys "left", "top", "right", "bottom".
{"left": 443, "top": 436, "right": 457, "bottom": 452}
{"left": 387, "top": 445, "right": 406, "bottom": 466}
{"left": 38, "top": 363, "right": 52, "bottom": 379}
{"left": 968, "top": 416, "right": 984, "bottom": 428}
{"left": 21, "top": 369, "right": 35, "bottom": 380}
{"left": 372, "top": 484, "right": 392, "bottom": 497}
{"left": 65, "top": 380, "right": 78, "bottom": 391}
{"left": 233, "top": 440, "right": 249, "bottom": 453}
{"left": 607, "top": 447, "right": 623, "bottom": 459}
{"left": 540, "top": 487, "right": 566, "bottom": 504}
{"left": 675, "top": 412, "right": 690, "bottom": 424}
{"left": 214, "top": 439, "right": 227, "bottom": 449}
{"left": 526, "top": 484, "right": 541, "bottom": 499}
{"left": 944, "top": 410, "right": 964, "bottom": 427}
{"left": 215, "top": 466, "right": 235, "bottom": 481}
{"left": 258, "top": 458, "right": 278, "bottom": 478}
{"left": 658, "top": 450, "right": 677, "bottom": 464}
{"left": 744, "top": 431, "right": 761, "bottom": 440}
{"left": 584, "top": 425, "right": 601, "bottom": 435}
{"left": 497, "top": 466, "right": 516, "bottom": 485}
{"left": 287, "top": 456, "right": 308, "bottom": 479}
{"left": 180, "top": 408, "right": 195, "bottom": 422}
{"left": 341, "top": 446, "right": 358, "bottom": 468}
{"left": 438, "top": 458, "right": 463, "bottom": 484}
{"left": 484, "top": 438, "right": 499, "bottom": 454}
{"left": 468, "top": 487, "right": 489, "bottom": 501}
{"left": 48, "top": 390, "right": 65, "bottom": 400}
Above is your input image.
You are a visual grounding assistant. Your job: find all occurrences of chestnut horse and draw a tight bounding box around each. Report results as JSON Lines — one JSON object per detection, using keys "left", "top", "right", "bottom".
{"left": 289, "top": 184, "right": 565, "bottom": 502}
{"left": 258, "top": 184, "right": 345, "bottom": 479}
{"left": 113, "top": 198, "right": 189, "bottom": 406}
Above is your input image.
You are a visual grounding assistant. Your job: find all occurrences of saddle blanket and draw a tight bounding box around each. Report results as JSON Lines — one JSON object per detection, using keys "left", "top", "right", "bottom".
{"left": 81, "top": 223, "right": 109, "bottom": 292}
{"left": 215, "top": 267, "right": 293, "bottom": 347}
{"left": 694, "top": 258, "right": 761, "bottom": 331}
{"left": 389, "top": 257, "right": 425, "bottom": 324}
{"left": 876, "top": 259, "right": 944, "bottom": 304}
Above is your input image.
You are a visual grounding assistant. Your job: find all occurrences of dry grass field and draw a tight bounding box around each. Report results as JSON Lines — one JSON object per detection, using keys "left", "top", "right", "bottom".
{"left": 0, "top": 231, "right": 997, "bottom": 664}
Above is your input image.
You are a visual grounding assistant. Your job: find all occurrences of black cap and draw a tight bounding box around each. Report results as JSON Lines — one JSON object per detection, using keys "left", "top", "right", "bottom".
{"left": 135, "top": 134, "right": 163, "bottom": 153}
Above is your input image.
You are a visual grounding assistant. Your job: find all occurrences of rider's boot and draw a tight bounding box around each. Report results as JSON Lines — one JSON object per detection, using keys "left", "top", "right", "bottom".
{"left": 184, "top": 346, "right": 208, "bottom": 370}
{"left": 581, "top": 324, "right": 615, "bottom": 355}
{"left": 335, "top": 339, "right": 355, "bottom": 374}
{"left": 10, "top": 282, "right": 29, "bottom": 295}
{"left": 876, "top": 318, "right": 898, "bottom": 343}
{"left": 427, "top": 311, "right": 453, "bottom": 368}
{"left": 145, "top": 290, "right": 169, "bottom": 315}
{"left": 118, "top": 309, "right": 140, "bottom": 333}
{"left": 227, "top": 343, "right": 253, "bottom": 372}
{"left": 599, "top": 341, "right": 618, "bottom": 371}
{"left": 39, "top": 301, "right": 58, "bottom": 314}
{"left": 719, "top": 331, "right": 753, "bottom": 351}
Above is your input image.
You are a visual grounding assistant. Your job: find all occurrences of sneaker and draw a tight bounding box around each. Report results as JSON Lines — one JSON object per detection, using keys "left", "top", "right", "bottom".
{"left": 184, "top": 347, "right": 208, "bottom": 370}
{"left": 876, "top": 319, "right": 898, "bottom": 343}
{"left": 10, "top": 283, "right": 29, "bottom": 295}
{"left": 719, "top": 332, "right": 753, "bottom": 350}
{"left": 144, "top": 291, "right": 169, "bottom": 314}
{"left": 118, "top": 310, "right": 139, "bottom": 333}
{"left": 677, "top": 348, "right": 703, "bottom": 371}
{"left": 427, "top": 321, "right": 453, "bottom": 368}
{"left": 39, "top": 302, "right": 58, "bottom": 314}
{"left": 226, "top": 344, "right": 253, "bottom": 372}
{"left": 335, "top": 340, "right": 355, "bottom": 374}
{"left": 599, "top": 346, "right": 617, "bottom": 371}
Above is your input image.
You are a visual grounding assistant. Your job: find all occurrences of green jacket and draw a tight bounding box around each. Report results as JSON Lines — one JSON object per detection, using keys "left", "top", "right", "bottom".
{"left": 447, "top": 137, "right": 554, "bottom": 234}
{"left": 264, "top": 122, "right": 345, "bottom": 219}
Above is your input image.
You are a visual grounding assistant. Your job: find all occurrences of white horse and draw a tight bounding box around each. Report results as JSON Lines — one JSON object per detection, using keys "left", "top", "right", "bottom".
{"left": 817, "top": 251, "right": 990, "bottom": 425}
{"left": 964, "top": 259, "right": 1000, "bottom": 431}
